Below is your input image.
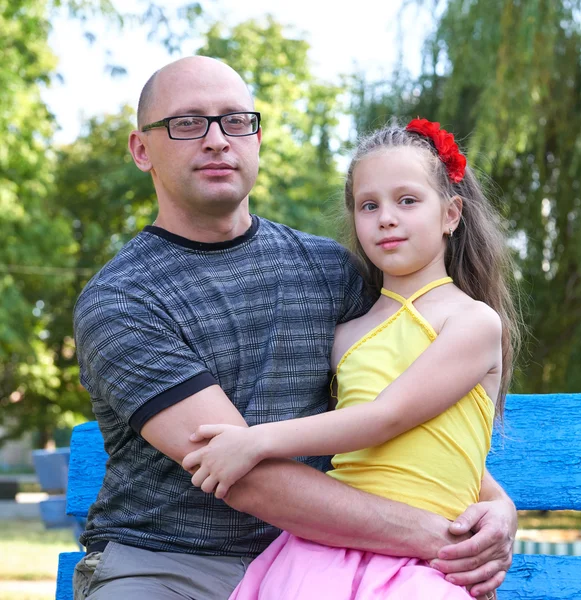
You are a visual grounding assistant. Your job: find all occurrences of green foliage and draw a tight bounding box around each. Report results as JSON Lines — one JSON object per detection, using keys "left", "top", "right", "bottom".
{"left": 199, "top": 17, "right": 346, "bottom": 236}
{"left": 0, "top": 0, "right": 191, "bottom": 447}
{"left": 0, "top": 0, "right": 76, "bottom": 446}
{"left": 0, "top": 8, "right": 348, "bottom": 447}
{"left": 55, "top": 108, "right": 157, "bottom": 267}
{"left": 429, "top": 0, "right": 581, "bottom": 393}
{"left": 354, "top": 0, "right": 581, "bottom": 393}
{"left": 0, "top": 109, "right": 156, "bottom": 447}
{"left": 48, "top": 0, "right": 204, "bottom": 59}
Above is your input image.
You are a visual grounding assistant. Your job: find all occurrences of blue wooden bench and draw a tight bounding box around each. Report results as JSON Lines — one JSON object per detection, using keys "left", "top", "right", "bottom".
{"left": 31, "top": 447, "right": 83, "bottom": 535}
{"left": 56, "top": 393, "right": 581, "bottom": 600}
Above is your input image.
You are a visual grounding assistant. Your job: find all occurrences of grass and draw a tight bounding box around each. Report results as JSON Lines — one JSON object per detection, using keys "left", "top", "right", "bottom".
{"left": 0, "top": 582, "right": 57, "bottom": 600}
{"left": 0, "top": 520, "right": 78, "bottom": 581}
{"left": 518, "top": 510, "right": 581, "bottom": 530}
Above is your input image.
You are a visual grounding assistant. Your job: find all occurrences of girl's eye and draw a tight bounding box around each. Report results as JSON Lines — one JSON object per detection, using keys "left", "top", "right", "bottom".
{"left": 361, "top": 201, "right": 377, "bottom": 211}
{"left": 400, "top": 197, "right": 416, "bottom": 206}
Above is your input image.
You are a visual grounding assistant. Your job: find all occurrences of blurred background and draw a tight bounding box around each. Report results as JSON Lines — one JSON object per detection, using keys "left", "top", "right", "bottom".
{"left": 1, "top": 0, "right": 580, "bottom": 597}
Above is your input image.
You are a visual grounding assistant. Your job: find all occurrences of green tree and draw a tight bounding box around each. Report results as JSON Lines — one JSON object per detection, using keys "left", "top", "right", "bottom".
{"left": 199, "top": 17, "right": 346, "bottom": 236}
{"left": 0, "top": 0, "right": 75, "bottom": 446}
{"left": 0, "top": 107, "right": 154, "bottom": 446}
{"left": 0, "top": 0, "right": 203, "bottom": 447}
{"left": 352, "top": 0, "right": 581, "bottom": 393}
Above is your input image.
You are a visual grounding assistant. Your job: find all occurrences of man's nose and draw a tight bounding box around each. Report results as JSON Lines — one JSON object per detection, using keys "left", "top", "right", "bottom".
{"left": 203, "top": 121, "right": 230, "bottom": 152}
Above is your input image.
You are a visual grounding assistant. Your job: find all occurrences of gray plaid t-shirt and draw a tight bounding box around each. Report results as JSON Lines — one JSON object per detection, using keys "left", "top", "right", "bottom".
{"left": 74, "top": 215, "right": 373, "bottom": 557}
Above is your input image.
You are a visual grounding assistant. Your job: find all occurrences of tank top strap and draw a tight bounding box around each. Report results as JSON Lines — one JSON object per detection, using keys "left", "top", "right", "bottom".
{"left": 407, "top": 276, "right": 453, "bottom": 303}
{"left": 381, "top": 276, "right": 453, "bottom": 307}
{"left": 380, "top": 288, "right": 408, "bottom": 305}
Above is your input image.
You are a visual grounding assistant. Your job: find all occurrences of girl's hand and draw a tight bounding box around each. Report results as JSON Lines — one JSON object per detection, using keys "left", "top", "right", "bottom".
{"left": 181, "top": 425, "right": 263, "bottom": 499}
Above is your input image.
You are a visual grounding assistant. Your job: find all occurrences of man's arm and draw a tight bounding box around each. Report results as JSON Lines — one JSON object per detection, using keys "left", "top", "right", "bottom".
{"left": 430, "top": 470, "right": 517, "bottom": 597}
{"left": 142, "top": 385, "right": 513, "bottom": 594}
{"left": 141, "top": 384, "right": 460, "bottom": 559}
{"left": 226, "top": 458, "right": 462, "bottom": 558}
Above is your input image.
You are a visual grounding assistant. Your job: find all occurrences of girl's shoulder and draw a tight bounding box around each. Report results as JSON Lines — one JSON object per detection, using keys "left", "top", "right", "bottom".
{"left": 444, "top": 286, "right": 500, "bottom": 321}
{"left": 417, "top": 284, "right": 501, "bottom": 337}
{"left": 438, "top": 288, "right": 502, "bottom": 344}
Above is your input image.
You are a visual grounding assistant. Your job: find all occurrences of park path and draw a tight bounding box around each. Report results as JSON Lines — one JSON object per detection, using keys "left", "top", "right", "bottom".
{"left": 0, "top": 579, "right": 56, "bottom": 598}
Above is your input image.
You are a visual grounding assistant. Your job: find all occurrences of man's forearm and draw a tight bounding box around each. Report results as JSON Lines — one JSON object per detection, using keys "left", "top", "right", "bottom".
{"left": 480, "top": 469, "right": 513, "bottom": 504}
{"left": 225, "top": 458, "right": 459, "bottom": 559}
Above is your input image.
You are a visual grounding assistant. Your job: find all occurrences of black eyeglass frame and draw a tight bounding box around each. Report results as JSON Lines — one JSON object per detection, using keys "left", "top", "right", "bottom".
{"left": 141, "top": 111, "right": 261, "bottom": 140}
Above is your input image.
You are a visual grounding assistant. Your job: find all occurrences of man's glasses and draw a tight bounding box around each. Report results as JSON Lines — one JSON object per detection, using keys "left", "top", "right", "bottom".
{"left": 141, "top": 112, "right": 261, "bottom": 140}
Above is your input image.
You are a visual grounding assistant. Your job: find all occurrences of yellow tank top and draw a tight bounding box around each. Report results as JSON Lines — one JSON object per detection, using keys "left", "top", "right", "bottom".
{"left": 327, "top": 277, "right": 495, "bottom": 521}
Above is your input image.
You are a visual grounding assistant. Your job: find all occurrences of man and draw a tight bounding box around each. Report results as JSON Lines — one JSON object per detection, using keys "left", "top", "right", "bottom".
{"left": 72, "top": 56, "right": 515, "bottom": 600}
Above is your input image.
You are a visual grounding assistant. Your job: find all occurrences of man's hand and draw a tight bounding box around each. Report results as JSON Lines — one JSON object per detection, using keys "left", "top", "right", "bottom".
{"left": 430, "top": 499, "right": 517, "bottom": 597}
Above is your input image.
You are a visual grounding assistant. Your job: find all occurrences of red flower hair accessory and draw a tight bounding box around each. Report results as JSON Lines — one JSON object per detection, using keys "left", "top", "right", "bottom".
{"left": 406, "top": 118, "right": 466, "bottom": 183}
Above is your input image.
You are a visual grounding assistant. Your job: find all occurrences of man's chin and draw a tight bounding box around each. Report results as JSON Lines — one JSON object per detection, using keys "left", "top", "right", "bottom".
{"left": 198, "top": 193, "right": 249, "bottom": 216}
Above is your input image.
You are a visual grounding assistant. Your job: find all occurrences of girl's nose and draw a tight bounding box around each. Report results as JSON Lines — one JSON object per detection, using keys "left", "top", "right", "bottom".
{"left": 378, "top": 207, "right": 398, "bottom": 228}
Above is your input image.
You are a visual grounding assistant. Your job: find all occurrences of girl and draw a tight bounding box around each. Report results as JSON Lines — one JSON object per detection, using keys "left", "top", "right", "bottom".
{"left": 182, "top": 119, "right": 520, "bottom": 599}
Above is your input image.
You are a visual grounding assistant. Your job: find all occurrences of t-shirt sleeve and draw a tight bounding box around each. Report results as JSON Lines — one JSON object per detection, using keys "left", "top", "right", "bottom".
{"left": 337, "top": 247, "right": 377, "bottom": 323}
{"left": 73, "top": 283, "right": 217, "bottom": 432}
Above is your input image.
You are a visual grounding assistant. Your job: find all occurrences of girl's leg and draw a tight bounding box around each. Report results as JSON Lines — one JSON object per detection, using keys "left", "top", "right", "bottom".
{"left": 231, "top": 533, "right": 370, "bottom": 600}
{"left": 355, "top": 554, "right": 472, "bottom": 599}
{"left": 231, "top": 533, "right": 470, "bottom": 600}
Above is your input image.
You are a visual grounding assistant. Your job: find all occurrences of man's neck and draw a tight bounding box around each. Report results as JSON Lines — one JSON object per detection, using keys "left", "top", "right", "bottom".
{"left": 153, "top": 202, "right": 252, "bottom": 244}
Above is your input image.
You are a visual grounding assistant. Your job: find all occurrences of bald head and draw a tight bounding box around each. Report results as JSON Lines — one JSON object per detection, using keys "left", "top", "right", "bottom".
{"left": 137, "top": 69, "right": 160, "bottom": 128}
{"left": 137, "top": 56, "right": 253, "bottom": 128}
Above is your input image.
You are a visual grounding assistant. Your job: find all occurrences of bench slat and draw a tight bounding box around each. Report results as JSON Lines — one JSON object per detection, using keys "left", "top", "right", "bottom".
{"left": 499, "top": 554, "right": 581, "bottom": 599}
{"left": 487, "top": 393, "right": 581, "bottom": 511}
{"left": 57, "top": 551, "right": 85, "bottom": 600}
{"left": 66, "top": 421, "right": 106, "bottom": 517}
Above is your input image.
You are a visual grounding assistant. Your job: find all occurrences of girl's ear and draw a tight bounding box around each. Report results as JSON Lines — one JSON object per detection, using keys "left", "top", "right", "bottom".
{"left": 444, "top": 195, "right": 463, "bottom": 235}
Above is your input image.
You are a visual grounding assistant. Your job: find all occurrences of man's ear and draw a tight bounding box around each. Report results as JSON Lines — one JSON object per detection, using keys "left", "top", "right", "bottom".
{"left": 128, "top": 130, "right": 153, "bottom": 173}
{"left": 445, "top": 195, "right": 463, "bottom": 234}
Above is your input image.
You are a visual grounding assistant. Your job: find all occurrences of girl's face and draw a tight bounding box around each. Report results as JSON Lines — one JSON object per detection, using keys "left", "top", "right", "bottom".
{"left": 353, "top": 146, "right": 458, "bottom": 279}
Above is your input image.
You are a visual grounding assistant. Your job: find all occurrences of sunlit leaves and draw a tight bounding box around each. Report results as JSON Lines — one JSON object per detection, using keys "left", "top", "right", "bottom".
{"left": 199, "top": 17, "right": 345, "bottom": 236}
{"left": 356, "top": 0, "right": 581, "bottom": 393}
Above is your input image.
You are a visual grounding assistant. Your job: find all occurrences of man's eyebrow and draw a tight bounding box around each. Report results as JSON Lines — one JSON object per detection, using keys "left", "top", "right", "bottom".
{"left": 170, "top": 107, "right": 253, "bottom": 116}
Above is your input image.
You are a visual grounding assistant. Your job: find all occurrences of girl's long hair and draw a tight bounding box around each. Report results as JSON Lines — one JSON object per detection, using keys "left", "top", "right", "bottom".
{"left": 343, "top": 122, "right": 522, "bottom": 419}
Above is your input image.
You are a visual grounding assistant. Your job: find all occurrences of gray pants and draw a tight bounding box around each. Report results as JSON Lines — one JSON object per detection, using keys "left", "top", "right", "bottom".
{"left": 73, "top": 542, "right": 254, "bottom": 600}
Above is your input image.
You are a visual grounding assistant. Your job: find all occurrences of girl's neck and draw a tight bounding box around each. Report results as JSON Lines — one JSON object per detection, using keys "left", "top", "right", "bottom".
{"left": 381, "top": 264, "right": 450, "bottom": 299}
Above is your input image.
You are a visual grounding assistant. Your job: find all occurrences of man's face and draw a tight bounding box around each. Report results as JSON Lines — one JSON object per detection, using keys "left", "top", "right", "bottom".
{"left": 138, "top": 60, "right": 261, "bottom": 216}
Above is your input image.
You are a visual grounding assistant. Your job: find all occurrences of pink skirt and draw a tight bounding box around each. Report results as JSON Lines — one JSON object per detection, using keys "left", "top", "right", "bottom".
{"left": 230, "top": 532, "right": 471, "bottom": 600}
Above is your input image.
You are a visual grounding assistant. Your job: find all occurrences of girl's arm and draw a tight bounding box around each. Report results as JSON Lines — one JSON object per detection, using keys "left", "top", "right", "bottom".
{"left": 184, "top": 302, "right": 501, "bottom": 498}
{"left": 259, "top": 302, "right": 500, "bottom": 456}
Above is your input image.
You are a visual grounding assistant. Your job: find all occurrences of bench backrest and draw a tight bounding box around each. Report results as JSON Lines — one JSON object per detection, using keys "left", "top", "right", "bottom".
{"left": 31, "top": 447, "right": 71, "bottom": 493}
{"left": 65, "top": 393, "right": 581, "bottom": 599}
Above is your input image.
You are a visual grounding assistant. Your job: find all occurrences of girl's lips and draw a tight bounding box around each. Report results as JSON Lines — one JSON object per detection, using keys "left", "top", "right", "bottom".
{"left": 378, "top": 238, "right": 406, "bottom": 249}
